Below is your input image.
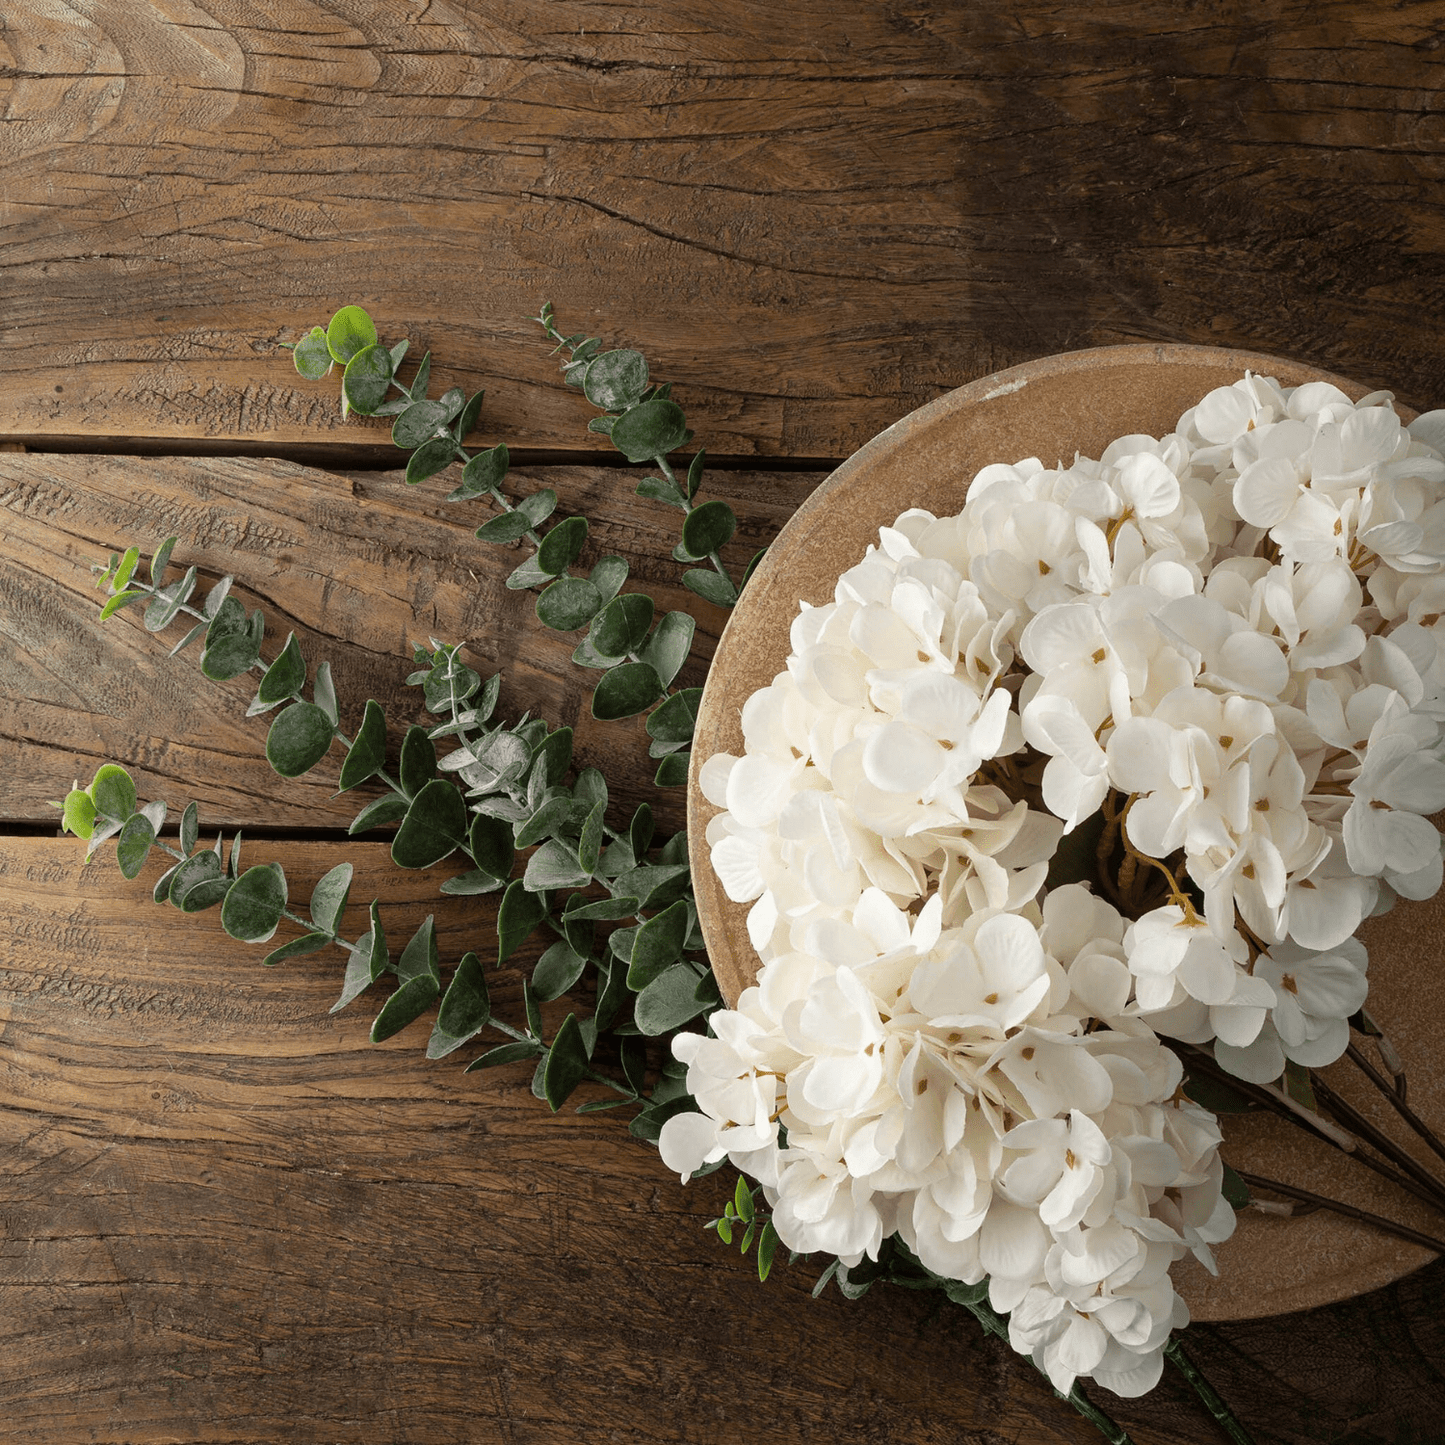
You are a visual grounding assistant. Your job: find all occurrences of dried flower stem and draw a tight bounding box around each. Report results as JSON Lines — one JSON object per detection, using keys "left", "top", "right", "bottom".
{"left": 1235, "top": 1172, "right": 1445, "bottom": 1254}
{"left": 1345, "top": 1043, "right": 1445, "bottom": 1168}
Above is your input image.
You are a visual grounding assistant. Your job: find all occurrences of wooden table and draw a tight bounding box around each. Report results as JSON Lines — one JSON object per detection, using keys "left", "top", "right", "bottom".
{"left": 4, "top": 5, "right": 1445, "bottom": 1441}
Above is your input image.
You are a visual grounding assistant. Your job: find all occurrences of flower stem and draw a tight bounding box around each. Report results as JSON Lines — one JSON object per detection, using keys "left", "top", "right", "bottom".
{"left": 1235, "top": 1171, "right": 1445, "bottom": 1254}
{"left": 1052, "top": 1381, "right": 1135, "bottom": 1445}
{"left": 1164, "top": 1338, "right": 1256, "bottom": 1445}
{"left": 1346, "top": 1042, "right": 1445, "bottom": 1169}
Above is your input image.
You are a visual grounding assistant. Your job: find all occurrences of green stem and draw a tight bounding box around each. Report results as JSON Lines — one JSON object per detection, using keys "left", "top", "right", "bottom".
{"left": 655, "top": 453, "right": 737, "bottom": 596}
{"left": 1164, "top": 1339, "right": 1255, "bottom": 1445}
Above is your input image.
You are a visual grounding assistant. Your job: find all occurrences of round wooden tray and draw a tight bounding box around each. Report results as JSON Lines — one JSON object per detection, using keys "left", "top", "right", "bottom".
{"left": 688, "top": 344, "right": 1444, "bottom": 1323}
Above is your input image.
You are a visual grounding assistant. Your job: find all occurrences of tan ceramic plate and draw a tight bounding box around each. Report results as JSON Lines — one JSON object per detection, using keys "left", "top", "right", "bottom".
{"left": 688, "top": 344, "right": 1444, "bottom": 1323}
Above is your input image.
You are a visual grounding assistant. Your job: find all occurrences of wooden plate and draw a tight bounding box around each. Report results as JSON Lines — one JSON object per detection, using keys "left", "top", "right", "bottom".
{"left": 688, "top": 344, "right": 1444, "bottom": 1323}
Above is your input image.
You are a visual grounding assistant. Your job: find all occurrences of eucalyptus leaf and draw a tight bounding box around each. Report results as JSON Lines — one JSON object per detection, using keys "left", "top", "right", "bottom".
{"left": 221, "top": 862, "right": 288, "bottom": 944}
{"left": 455, "top": 389, "right": 486, "bottom": 440}
{"left": 497, "top": 879, "right": 547, "bottom": 964}
{"left": 309, "top": 862, "right": 353, "bottom": 935}
{"left": 113, "top": 546, "right": 140, "bottom": 591}
{"left": 294, "top": 326, "right": 333, "bottom": 379}
{"left": 654, "top": 753, "right": 690, "bottom": 787}
{"left": 397, "top": 914, "right": 441, "bottom": 985}
{"left": 406, "top": 435, "right": 458, "bottom": 485}
{"left": 258, "top": 632, "right": 306, "bottom": 705}
{"left": 591, "top": 662, "right": 663, "bottom": 721}
{"left": 629, "top": 803, "right": 655, "bottom": 862}
{"left": 115, "top": 814, "right": 156, "bottom": 880}
{"left": 391, "top": 779, "right": 468, "bottom": 869}
{"left": 440, "top": 868, "right": 504, "bottom": 895}
{"left": 469, "top": 813, "right": 515, "bottom": 880}
{"left": 686, "top": 448, "right": 706, "bottom": 500}
{"left": 627, "top": 1095, "right": 699, "bottom": 1143}
{"left": 452, "top": 443, "right": 509, "bottom": 502}
{"left": 536, "top": 576, "right": 602, "bottom": 632}
{"left": 612, "top": 862, "right": 690, "bottom": 911}
{"left": 338, "top": 699, "right": 388, "bottom": 791}
{"left": 179, "top": 875, "right": 232, "bottom": 913}
{"left": 399, "top": 724, "right": 437, "bottom": 798}
{"left": 366, "top": 899, "right": 389, "bottom": 979}
{"left": 201, "top": 575, "right": 233, "bottom": 619}
{"left": 464, "top": 1041, "right": 540, "bottom": 1072}
{"left": 609, "top": 398, "right": 689, "bottom": 463}
{"left": 392, "top": 397, "right": 453, "bottom": 449}
{"left": 532, "top": 940, "right": 587, "bottom": 1002}
{"left": 144, "top": 566, "right": 197, "bottom": 630}
{"left": 577, "top": 799, "right": 606, "bottom": 874}
{"left": 152, "top": 861, "right": 180, "bottom": 904}
{"left": 530, "top": 728, "right": 573, "bottom": 788}
{"left": 266, "top": 702, "right": 335, "bottom": 778}
{"left": 100, "top": 590, "right": 147, "bottom": 620}
{"left": 168, "top": 621, "right": 206, "bottom": 657}
{"left": 348, "top": 793, "right": 409, "bottom": 835}
{"left": 168, "top": 850, "right": 223, "bottom": 907}
{"left": 633, "top": 967, "right": 709, "bottom": 1036}
{"left": 572, "top": 768, "right": 607, "bottom": 812}
{"left": 740, "top": 547, "right": 767, "bottom": 592}
{"left": 506, "top": 555, "right": 552, "bottom": 591}
{"left": 326, "top": 305, "right": 377, "bottom": 365}
{"left": 645, "top": 688, "right": 701, "bottom": 744}
{"left": 61, "top": 789, "right": 97, "bottom": 840}
{"left": 681, "top": 500, "right": 736, "bottom": 558}
{"left": 542, "top": 1014, "right": 589, "bottom": 1111}
{"left": 536, "top": 516, "right": 588, "bottom": 577}
{"left": 389, "top": 337, "right": 410, "bottom": 371}
{"left": 475, "top": 509, "right": 536, "bottom": 545}
{"left": 370, "top": 973, "right": 440, "bottom": 1042}
{"left": 262, "top": 931, "right": 333, "bottom": 966}
{"left": 313, "top": 661, "right": 338, "bottom": 726}
{"left": 342, "top": 343, "right": 394, "bottom": 415}
{"left": 563, "top": 895, "right": 639, "bottom": 922}
{"left": 407, "top": 350, "right": 432, "bottom": 402}
{"left": 332, "top": 943, "right": 377, "bottom": 1014}
{"left": 514, "top": 796, "right": 590, "bottom": 850}
{"left": 626, "top": 899, "right": 690, "bottom": 989}
{"left": 571, "top": 636, "right": 624, "bottom": 671}
{"left": 682, "top": 568, "right": 738, "bottom": 608}
{"left": 88, "top": 764, "right": 137, "bottom": 822}
{"left": 524, "top": 838, "right": 591, "bottom": 891}
{"left": 590, "top": 593, "right": 654, "bottom": 659}
{"left": 582, "top": 349, "right": 648, "bottom": 411}
{"left": 636, "top": 476, "right": 686, "bottom": 509}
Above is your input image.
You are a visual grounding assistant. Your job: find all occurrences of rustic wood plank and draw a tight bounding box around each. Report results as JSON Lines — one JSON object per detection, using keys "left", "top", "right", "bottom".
{"left": 9, "top": 2, "right": 1445, "bottom": 457}
{"left": 4, "top": 836, "right": 1444, "bottom": 1443}
{"left": 0, "top": 450, "right": 822, "bottom": 829}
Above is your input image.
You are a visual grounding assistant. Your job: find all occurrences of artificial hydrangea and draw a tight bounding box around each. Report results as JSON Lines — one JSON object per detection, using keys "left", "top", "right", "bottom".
{"left": 669, "top": 374, "right": 1445, "bottom": 1398}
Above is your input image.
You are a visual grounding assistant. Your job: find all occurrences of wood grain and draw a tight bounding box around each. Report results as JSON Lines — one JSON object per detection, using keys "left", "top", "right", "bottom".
{"left": 0, "top": 450, "right": 821, "bottom": 830}
{"left": 9, "top": 2, "right": 1445, "bottom": 457}
{"left": 5, "top": 836, "right": 1445, "bottom": 1445}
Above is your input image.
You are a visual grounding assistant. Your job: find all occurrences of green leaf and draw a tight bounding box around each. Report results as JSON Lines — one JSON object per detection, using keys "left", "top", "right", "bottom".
{"left": 1222, "top": 1163, "right": 1252, "bottom": 1211}
{"left": 497, "top": 879, "right": 547, "bottom": 964}
{"left": 757, "top": 1221, "right": 778, "bottom": 1282}
{"left": 534, "top": 941, "right": 589, "bottom": 1005}
{"left": 370, "top": 973, "right": 440, "bottom": 1042}
{"left": 258, "top": 632, "right": 306, "bottom": 705}
{"left": 294, "top": 326, "right": 333, "bottom": 379}
{"left": 542, "top": 1013, "right": 589, "bottom": 1111}
{"left": 201, "top": 575, "right": 233, "bottom": 619}
{"left": 536, "top": 577, "right": 602, "bottom": 632}
{"left": 740, "top": 548, "right": 767, "bottom": 593}
{"left": 144, "top": 565, "right": 197, "bottom": 631}
{"left": 654, "top": 753, "right": 689, "bottom": 787}
{"left": 716, "top": 1216, "right": 734, "bottom": 1246}
{"left": 627, "top": 899, "right": 690, "bottom": 989}
{"left": 152, "top": 861, "right": 180, "bottom": 904}
{"left": 592, "top": 662, "right": 663, "bottom": 721}
{"left": 174, "top": 801, "right": 198, "bottom": 857}
{"left": 451, "top": 443, "right": 509, "bottom": 502}
{"left": 514, "top": 796, "right": 588, "bottom": 850}
{"left": 583, "top": 557, "right": 628, "bottom": 608}
{"left": 439, "top": 869, "right": 504, "bottom": 895}
{"left": 262, "top": 931, "right": 332, "bottom": 966}
{"left": 147, "top": 535, "right": 178, "bottom": 585}
{"left": 326, "top": 306, "right": 377, "bottom": 365}
{"left": 506, "top": 554, "right": 552, "bottom": 591}
{"left": 577, "top": 799, "right": 606, "bottom": 874}
{"left": 389, "top": 337, "right": 410, "bottom": 371}
{"left": 524, "top": 839, "right": 590, "bottom": 891}
{"left": 168, "top": 850, "right": 223, "bottom": 907}
{"left": 399, "top": 724, "right": 437, "bottom": 798}
{"left": 366, "top": 899, "right": 389, "bottom": 978}
{"left": 646, "top": 688, "right": 702, "bottom": 744}
{"left": 469, "top": 813, "right": 515, "bottom": 881}
{"left": 609, "top": 398, "right": 690, "bottom": 463}
{"left": 200, "top": 595, "right": 259, "bottom": 680}
{"left": 682, "top": 569, "right": 738, "bottom": 607}
{"left": 391, "top": 778, "right": 468, "bottom": 869}
{"left": 686, "top": 448, "right": 706, "bottom": 500}
{"left": 455, "top": 389, "right": 486, "bottom": 441}
{"left": 407, "top": 350, "right": 432, "bottom": 402}
{"left": 636, "top": 476, "right": 686, "bottom": 509}
{"left": 638, "top": 611, "right": 696, "bottom": 687}
{"left": 342, "top": 343, "right": 394, "bottom": 415}
{"left": 573, "top": 767, "right": 607, "bottom": 811}
{"left": 682, "top": 500, "right": 736, "bottom": 558}
{"left": 112, "top": 545, "right": 141, "bottom": 592}
{"left": 1181, "top": 1072, "right": 1260, "bottom": 1114}
{"left": 523, "top": 978, "right": 544, "bottom": 1039}
{"left": 406, "top": 435, "right": 457, "bottom": 485}
{"left": 397, "top": 915, "right": 441, "bottom": 985}
{"left": 338, "top": 699, "right": 387, "bottom": 792}
{"left": 168, "top": 620, "right": 206, "bottom": 657}
{"left": 464, "top": 1041, "right": 540, "bottom": 1072}
{"left": 61, "top": 788, "right": 97, "bottom": 840}
{"left": 565, "top": 895, "right": 639, "bottom": 922}
{"left": 430, "top": 951, "right": 491, "bottom": 1055}
{"left": 348, "top": 793, "right": 409, "bottom": 835}
{"left": 392, "top": 397, "right": 453, "bottom": 448}
{"left": 88, "top": 764, "right": 136, "bottom": 822}
{"left": 221, "top": 862, "right": 288, "bottom": 944}
{"left": 475, "top": 509, "right": 537, "bottom": 545}
{"left": 266, "top": 702, "right": 335, "bottom": 778}
{"left": 179, "top": 876, "right": 232, "bottom": 913}
{"left": 627, "top": 1095, "right": 699, "bottom": 1143}
{"left": 583, "top": 349, "right": 649, "bottom": 411}
{"left": 309, "top": 862, "right": 353, "bottom": 935}
{"left": 629, "top": 802, "right": 655, "bottom": 861}
{"left": 99, "top": 589, "right": 148, "bottom": 620}
{"left": 331, "top": 943, "right": 377, "bottom": 1014}
{"left": 588, "top": 415, "right": 616, "bottom": 436}
{"left": 735, "top": 1176, "right": 755, "bottom": 1222}
{"left": 531, "top": 727, "right": 574, "bottom": 789}
{"left": 536, "top": 516, "right": 588, "bottom": 577}
{"left": 613, "top": 862, "right": 690, "bottom": 911}
{"left": 308, "top": 662, "right": 338, "bottom": 729}
{"left": 590, "top": 593, "right": 655, "bottom": 659}
{"left": 114, "top": 814, "right": 156, "bottom": 880}
{"left": 634, "top": 963, "right": 711, "bottom": 1036}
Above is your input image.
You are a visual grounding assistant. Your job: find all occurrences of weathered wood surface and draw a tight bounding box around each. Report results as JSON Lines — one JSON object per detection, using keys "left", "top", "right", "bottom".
{"left": 0, "top": 450, "right": 821, "bottom": 830}
{"left": 9, "top": 1, "right": 1445, "bottom": 457}
{"left": 4, "top": 836, "right": 1444, "bottom": 1445}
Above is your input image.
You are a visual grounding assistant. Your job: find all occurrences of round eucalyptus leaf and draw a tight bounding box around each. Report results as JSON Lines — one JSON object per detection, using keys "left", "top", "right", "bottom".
{"left": 681, "top": 500, "right": 737, "bottom": 558}
{"left": 469, "top": 814, "right": 514, "bottom": 881}
{"left": 168, "top": 850, "right": 223, "bottom": 908}
{"left": 257, "top": 632, "right": 306, "bottom": 705}
{"left": 201, "top": 631, "right": 261, "bottom": 682}
{"left": 266, "top": 702, "right": 336, "bottom": 778}
{"left": 309, "top": 861, "right": 354, "bottom": 935}
{"left": 459, "top": 443, "right": 509, "bottom": 498}
{"left": 519, "top": 488, "right": 557, "bottom": 525}
{"left": 536, "top": 516, "right": 588, "bottom": 577}
{"left": 370, "top": 973, "right": 440, "bottom": 1042}
{"left": 474, "top": 509, "right": 535, "bottom": 545}
{"left": 293, "top": 326, "right": 333, "bottom": 380}
{"left": 262, "top": 932, "right": 333, "bottom": 967}
{"left": 591, "top": 661, "right": 663, "bottom": 722}
{"left": 88, "top": 764, "right": 136, "bottom": 822}
{"left": 532, "top": 941, "right": 587, "bottom": 1002}
{"left": 536, "top": 577, "right": 602, "bottom": 633}
{"left": 654, "top": 752, "right": 690, "bottom": 787}
{"left": 638, "top": 610, "right": 695, "bottom": 687}
{"left": 221, "top": 863, "right": 288, "bottom": 943}
{"left": 406, "top": 435, "right": 457, "bottom": 485}
{"left": 392, "top": 398, "right": 452, "bottom": 449}
{"left": 609, "top": 398, "right": 689, "bottom": 463}
{"left": 179, "top": 875, "right": 233, "bottom": 913}
{"left": 645, "top": 687, "right": 702, "bottom": 744}
{"left": 325, "top": 305, "right": 378, "bottom": 365}
{"left": 391, "top": 779, "right": 468, "bottom": 870}
{"left": 582, "top": 349, "right": 649, "bottom": 412}
{"left": 61, "top": 788, "right": 97, "bottom": 840}
{"left": 342, "top": 343, "right": 394, "bottom": 415}
{"left": 115, "top": 814, "right": 156, "bottom": 880}
{"left": 634, "top": 963, "right": 711, "bottom": 1036}
{"left": 682, "top": 568, "right": 739, "bottom": 608}
{"left": 590, "top": 593, "right": 654, "bottom": 659}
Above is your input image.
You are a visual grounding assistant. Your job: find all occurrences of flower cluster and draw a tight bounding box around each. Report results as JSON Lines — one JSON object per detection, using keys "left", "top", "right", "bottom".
{"left": 677, "top": 374, "right": 1445, "bottom": 1397}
